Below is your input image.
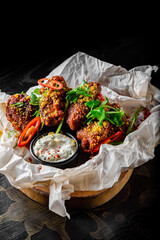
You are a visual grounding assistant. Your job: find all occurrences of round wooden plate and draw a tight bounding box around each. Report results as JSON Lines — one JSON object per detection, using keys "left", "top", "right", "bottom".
{"left": 20, "top": 168, "right": 133, "bottom": 209}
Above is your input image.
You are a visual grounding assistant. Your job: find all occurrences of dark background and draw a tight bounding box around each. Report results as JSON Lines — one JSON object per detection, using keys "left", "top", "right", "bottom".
{"left": 0, "top": 9, "right": 160, "bottom": 240}
{"left": 1, "top": 13, "right": 159, "bottom": 91}
{"left": 1, "top": 30, "right": 159, "bottom": 94}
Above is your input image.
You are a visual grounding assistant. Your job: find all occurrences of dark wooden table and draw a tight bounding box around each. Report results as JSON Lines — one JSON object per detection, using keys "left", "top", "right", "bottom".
{"left": 0, "top": 33, "right": 159, "bottom": 239}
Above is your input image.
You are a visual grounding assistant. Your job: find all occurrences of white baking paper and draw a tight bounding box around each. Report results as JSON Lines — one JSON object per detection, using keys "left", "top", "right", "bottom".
{"left": 0, "top": 52, "right": 160, "bottom": 218}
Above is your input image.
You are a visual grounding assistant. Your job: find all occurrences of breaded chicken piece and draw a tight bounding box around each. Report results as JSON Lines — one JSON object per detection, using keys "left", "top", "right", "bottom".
{"left": 66, "top": 82, "right": 101, "bottom": 130}
{"left": 39, "top": 76, "right": 71, "bottom": 127}
{"left": 77, "top": 120, "right": 110, "bottom": 153}
{"left": 6, "top": 93, "right": 34, "bottom": 132}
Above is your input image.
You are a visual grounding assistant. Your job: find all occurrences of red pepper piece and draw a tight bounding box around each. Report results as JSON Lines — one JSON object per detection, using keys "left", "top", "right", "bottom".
{"left": 143, "top": 108, "right": 150, "bottom": 120}
{"left": 18, "top": 117, "right": 41, "bottom": 147}
{"left": 92, "top": 130, "right": 123, "bottom": 153}
{"left": 99, "top": 93, "right": 105, "bottom": 101}
{"left": 38, "top": 77, "right": 63, "bottom": 90}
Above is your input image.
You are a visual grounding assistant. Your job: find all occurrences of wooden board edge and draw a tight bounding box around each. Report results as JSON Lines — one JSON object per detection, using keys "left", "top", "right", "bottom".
{"left": 20, "top": 168, "right": 133, "bottom": 209}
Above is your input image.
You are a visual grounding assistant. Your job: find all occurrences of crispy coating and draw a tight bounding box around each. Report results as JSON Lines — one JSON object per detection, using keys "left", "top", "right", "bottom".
{"left": 77, "top": 102, "right": 130, "bottom": 153}
{"left": 77, "top": 120, "right": 111, "bottom": 153}
{"left": 6, "top": 93, "right": 34, "bottom": 132}
{"left": 66, "top": 102, "right": 89, "bottom": 131}
{"left": 66, "top": 82, "right": 101, "bottom": 130}
{"left": 39, "top": 76, "right": 71, "bottom": 127}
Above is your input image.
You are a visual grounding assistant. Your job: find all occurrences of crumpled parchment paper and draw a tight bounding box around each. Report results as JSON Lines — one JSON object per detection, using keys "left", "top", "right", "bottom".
{"left": 0, "top": 52, "right": 160, "bottom": 218}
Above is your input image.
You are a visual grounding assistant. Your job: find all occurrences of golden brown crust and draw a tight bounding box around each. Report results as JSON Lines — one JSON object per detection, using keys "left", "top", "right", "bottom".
{"left": 77, "top": 120, "right": 110, "bottom": 153}
{"left": 6, "top": 93, "right": 34, "bottom": 132}
{"left": 66, "top": 82, "right": 101, "bottom": 131}
{"left": 66, "top": 102, "right": 89, "bottom": 130}
{"left": 39, "top": 76, "right": 71, "bottom": 127}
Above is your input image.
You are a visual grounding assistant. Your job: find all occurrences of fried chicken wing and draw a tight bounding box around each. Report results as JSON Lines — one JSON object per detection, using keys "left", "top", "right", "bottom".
{"left": 6, "top": 93, "right": 34, "bottom": 132}
{"left": 77, "top": 120, "right": 111, "bottom": 153}
{"left": 39, "top": 76, "right": 71, "bottom": 127}
{"left": 66, "top": 102, "right": 89, "bottom": 131}
{"left": 77, "top": 102, "right": 130, "bottom": 153}
{"left": 66, "top": 82, "right": 101, "bottom": 130}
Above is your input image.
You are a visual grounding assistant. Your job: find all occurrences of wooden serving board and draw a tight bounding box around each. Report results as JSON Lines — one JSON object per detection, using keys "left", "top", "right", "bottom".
{"left": 20, "top": 169, "right": 133, "bottom": 209}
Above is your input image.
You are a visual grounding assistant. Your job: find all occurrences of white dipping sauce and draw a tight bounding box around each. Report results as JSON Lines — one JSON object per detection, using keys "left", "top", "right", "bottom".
{"left": 33, "top": 133, "right": 76, "bottom": 162}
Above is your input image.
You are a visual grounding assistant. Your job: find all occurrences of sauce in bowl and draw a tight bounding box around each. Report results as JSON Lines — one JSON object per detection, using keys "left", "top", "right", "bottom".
{"left": 33, "top": 132, "right": 76, "bottom": 162}
{"left": 30, "top": 132, "right": 79, "bottom": 168}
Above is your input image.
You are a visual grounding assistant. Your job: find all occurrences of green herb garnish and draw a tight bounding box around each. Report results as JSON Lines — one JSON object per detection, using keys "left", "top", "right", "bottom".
{"left": 85, "top": 100, "right": 100, "bottom": 110}
{"left": 84, "top": 98, "right": 125, "bottom": 126}
{"left": 30, "top": 88, "right": 40, "bottom": 106}
{"left": 13, "top": 142, "right": 18, "bottom": 148}
{"left": 55, "top": 100, "right": 69, "bottom": 134}
{"left": 7, "top": 129, "right": 18, "bottom": 138}
{"left": 91, "top": 107, "right": 106, "bottom": 126}
{"left": 66, "top": 80, "right": 92, "bottom": 104}
{"left": 30, "top": 88, "right": 44, "bottom": 130}
{"left": 106, "top": 110, "right": 125, "bottom": 126}
{"left": 10, "top": 102, "right": 24, "bottom": 108}
{"left": 30, "top": 88, "right": 41, "bottom": 116}
{"left": 126, "top": 107, "right": 142, "bottom": 135}
{"left": 33, "top": 88, "right": 40, "bottom": 95}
